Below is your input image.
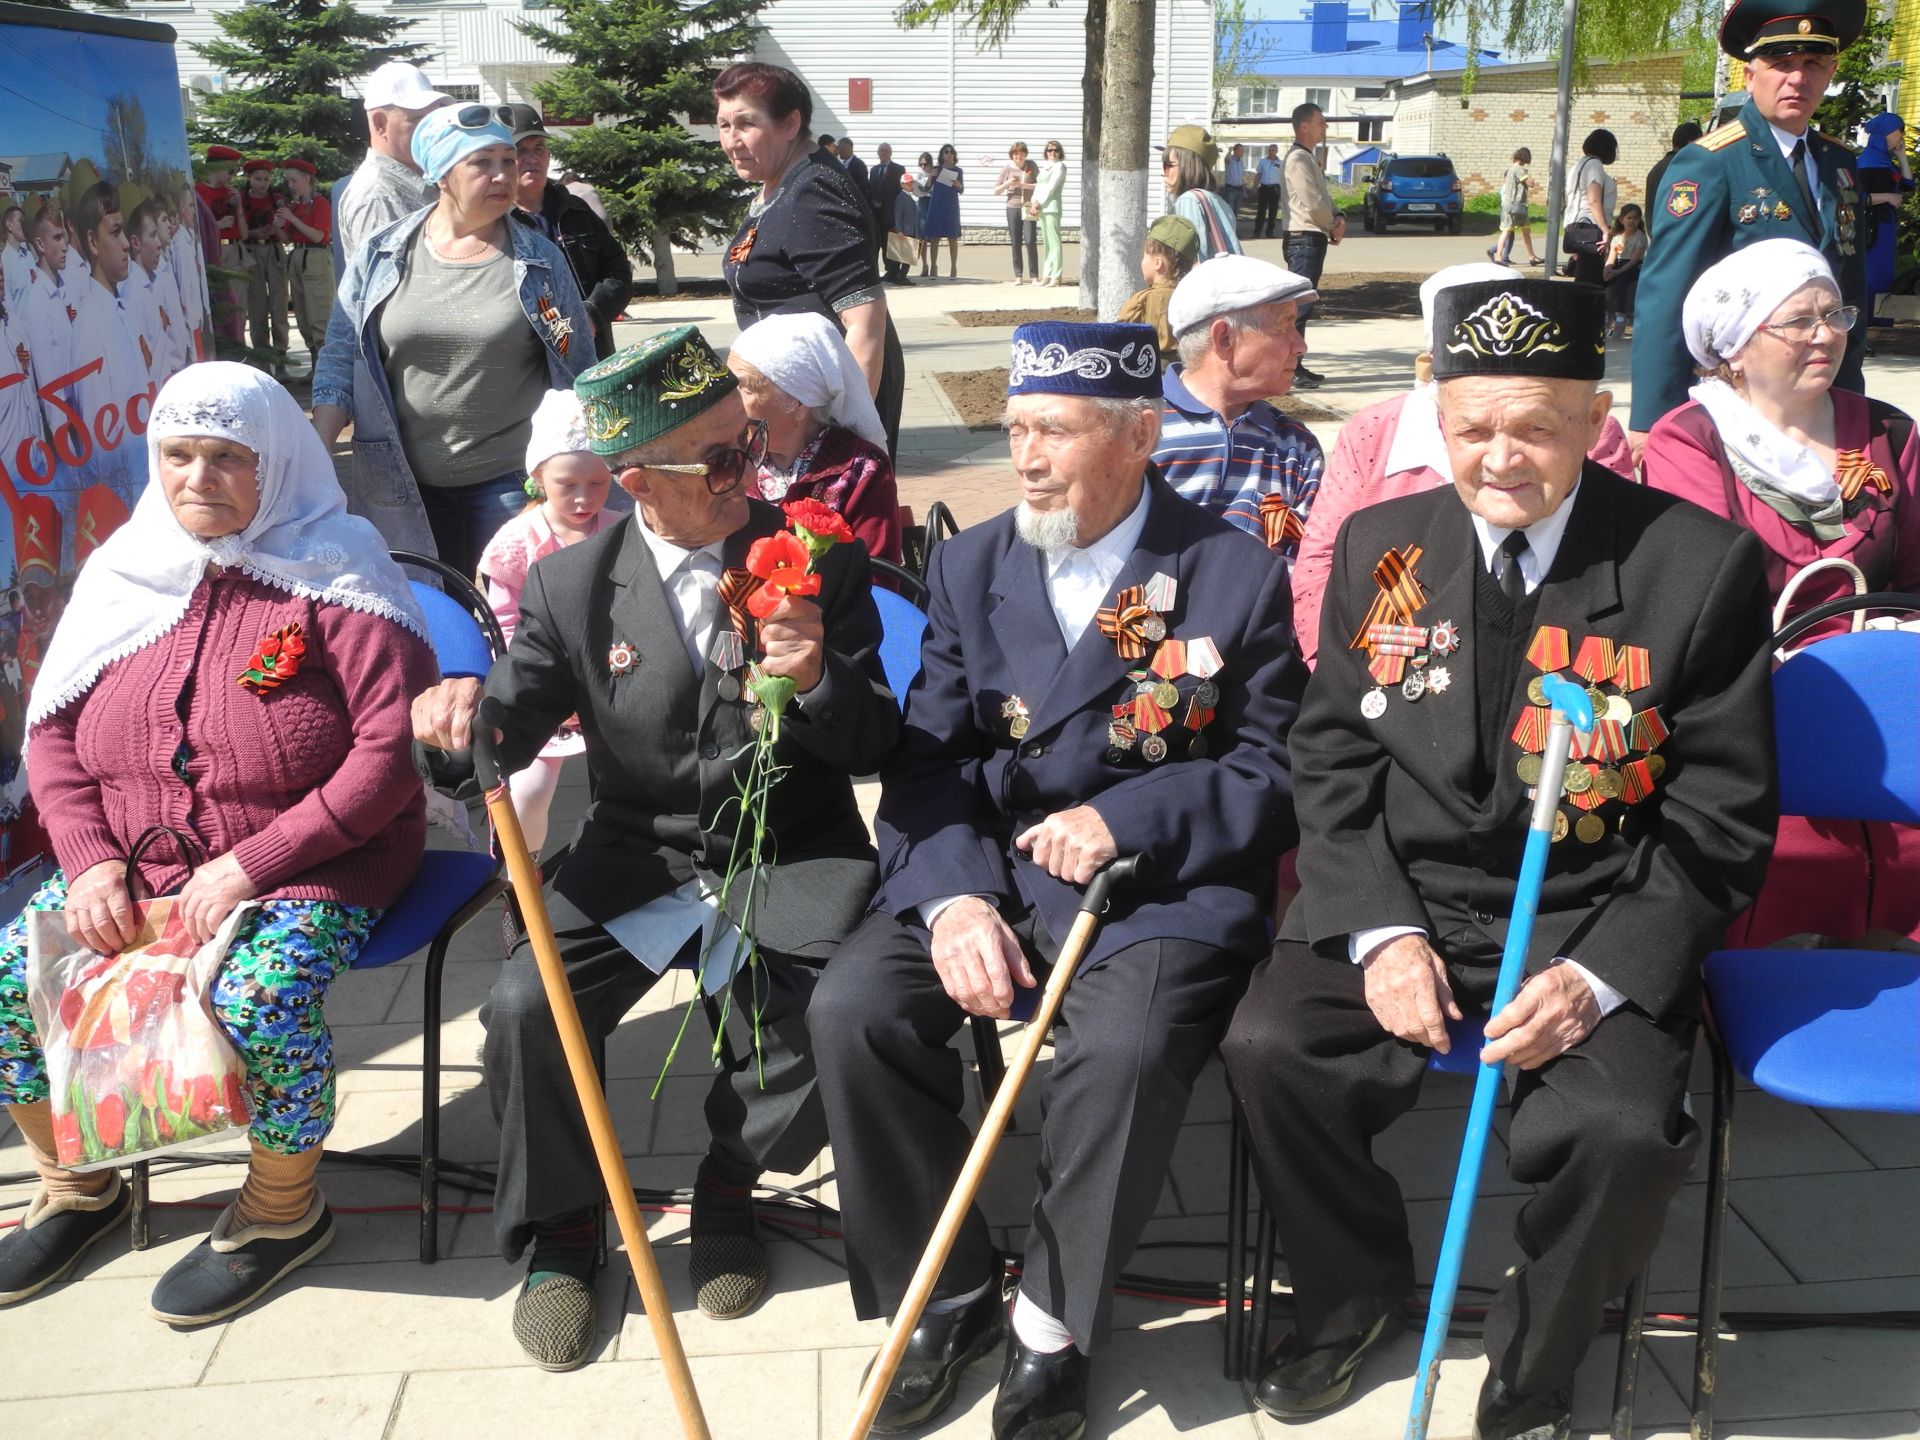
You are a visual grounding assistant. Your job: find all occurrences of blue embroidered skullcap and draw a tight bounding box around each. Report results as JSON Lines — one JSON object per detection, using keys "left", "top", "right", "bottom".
{"left": 1008, "top": 322, "right": 1161, "bottom": 400}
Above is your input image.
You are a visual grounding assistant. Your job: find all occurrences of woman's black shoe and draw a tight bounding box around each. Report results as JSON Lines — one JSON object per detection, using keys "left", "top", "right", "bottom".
{"left": 1253, "top": 1308, "right": 1403, "bottom": 1418}
{"left": 867, "top": 1281, "right": 1005, "bottom": 1434}
{"left": 990, "top": 1334, "right": 1089, "bottom": 1440}
{"left": 1474, "top": 1375, "right": 1573, "bottom": 1440}
{"left": 150, "top": 1193, "right": 334, "bottom": 1325}
{"left": 0, "top": 1174, "right": 129, "bottom": 1305}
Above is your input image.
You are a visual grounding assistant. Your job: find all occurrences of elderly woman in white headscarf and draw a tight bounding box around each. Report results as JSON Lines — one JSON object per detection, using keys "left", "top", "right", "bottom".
{"left": 726, "top": 311, "right": 902, "bottom": 564}
{"left": 1643, "top": 237, "right": 1920, "bottom": 949}
{"left": 0, "top": 364, "right": 435, "bottom": 1324}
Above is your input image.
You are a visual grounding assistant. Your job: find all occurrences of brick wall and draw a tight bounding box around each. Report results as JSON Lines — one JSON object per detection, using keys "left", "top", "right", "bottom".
{"left": 1390, "top": 55, "right": 1684, "bottom": 211}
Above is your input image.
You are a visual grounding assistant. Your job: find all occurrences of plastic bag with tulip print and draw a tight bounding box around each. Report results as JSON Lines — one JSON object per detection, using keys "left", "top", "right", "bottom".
{"left": 24, "top": 898, "right": 256, "bottom": 1172}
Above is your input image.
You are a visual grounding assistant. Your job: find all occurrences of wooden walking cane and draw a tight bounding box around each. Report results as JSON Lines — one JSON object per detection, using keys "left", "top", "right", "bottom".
{"left": 473, "top": 699, "right": 713, "bottom": 1440}
{"left": 841, "top": 853, "right": 1151, "bottom": 1440}
{"left": 1404, "top": 675, "right": 1594, "bottom": 1440}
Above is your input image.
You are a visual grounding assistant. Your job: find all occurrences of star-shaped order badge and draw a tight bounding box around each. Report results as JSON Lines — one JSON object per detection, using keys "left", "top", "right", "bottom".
{"left": 608, "top": 641, "right": 637, "bottom": 676}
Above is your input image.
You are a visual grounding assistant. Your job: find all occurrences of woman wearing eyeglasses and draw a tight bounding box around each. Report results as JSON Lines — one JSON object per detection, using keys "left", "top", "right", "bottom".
{"left": 711, "top": 62, "right": 905, "bottom": 456}
{"left": 311, "top": 106, "right": 596, "bottom": 574}
{"left": 1644, "top": 238, "right": 1920, "bottom": 947}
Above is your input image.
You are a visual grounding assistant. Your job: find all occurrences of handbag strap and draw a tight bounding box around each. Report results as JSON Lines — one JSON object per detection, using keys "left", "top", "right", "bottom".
{"left": 123, "top": 825, "right": 205, "bottom": 901}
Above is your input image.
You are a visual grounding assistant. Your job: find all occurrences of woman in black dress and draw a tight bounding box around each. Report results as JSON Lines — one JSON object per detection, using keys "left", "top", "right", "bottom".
{"left": 712, "top": 62, "right": 905, "bottom": 455}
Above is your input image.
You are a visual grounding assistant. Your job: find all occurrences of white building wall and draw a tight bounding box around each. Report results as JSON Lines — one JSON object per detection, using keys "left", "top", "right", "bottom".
{"left": 137, "top": 0, "right": 1213, "bottom": 235}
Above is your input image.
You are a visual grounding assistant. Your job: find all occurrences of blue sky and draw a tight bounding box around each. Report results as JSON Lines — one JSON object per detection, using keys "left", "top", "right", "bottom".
{"left": 0, "top": 21, "right": 192, "bottom": 173}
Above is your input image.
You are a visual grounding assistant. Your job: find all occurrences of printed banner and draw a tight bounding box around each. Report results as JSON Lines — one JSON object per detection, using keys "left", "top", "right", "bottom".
{"left": 0, "top": 9, "right": 206, "bottom": 886}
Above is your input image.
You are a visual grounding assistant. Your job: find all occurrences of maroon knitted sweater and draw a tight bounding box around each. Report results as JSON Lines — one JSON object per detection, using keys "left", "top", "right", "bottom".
{"left": 29, "top": 571, "right": 437, "bottom": 908}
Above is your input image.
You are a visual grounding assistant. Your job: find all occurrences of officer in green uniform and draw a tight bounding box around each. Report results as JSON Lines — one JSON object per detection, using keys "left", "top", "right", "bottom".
{"left": 1629, "top": 0, "right": 1869, "bottom": 446}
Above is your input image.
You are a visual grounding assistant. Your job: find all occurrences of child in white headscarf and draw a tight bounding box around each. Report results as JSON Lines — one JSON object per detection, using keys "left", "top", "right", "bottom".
{"left": 725, "top": 312, "right": 902, "bottom": 563}
{"left": 477, "top": 389, "right": 618, "bottom": 851}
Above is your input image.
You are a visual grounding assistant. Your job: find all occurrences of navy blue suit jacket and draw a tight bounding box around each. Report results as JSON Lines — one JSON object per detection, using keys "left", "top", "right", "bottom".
{"left": 875, "top": 472, "right": 1305, "bottom": 967}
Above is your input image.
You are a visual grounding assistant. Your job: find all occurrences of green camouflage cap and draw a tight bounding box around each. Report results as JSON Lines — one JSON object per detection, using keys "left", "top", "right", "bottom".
{"left": 575, "top": 324, "right": 738, "bottom": 457}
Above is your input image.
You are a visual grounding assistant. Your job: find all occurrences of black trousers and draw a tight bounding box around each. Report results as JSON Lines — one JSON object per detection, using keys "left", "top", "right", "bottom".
{"left": 810, "top": 908, "right": 1243, "bottom": 1352}
{"left": 1222, "top": 940, "right": 1697, "bottom": 1395}
{"left": 1255, "top": 185, "right": 1282, "bottom": 237}
{"left": 877, "top": 317, "right": 905, "bottom": 457}
{"left": 481, "top": 920, "right": 827, "bottom": 1261}
{"left": 1281, "top": 231, "right": 1328, "bottom": 335}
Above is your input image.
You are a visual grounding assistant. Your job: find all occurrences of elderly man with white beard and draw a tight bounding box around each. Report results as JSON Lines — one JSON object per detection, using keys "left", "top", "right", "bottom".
{"left": 809, "top": 321, "right": 1306, "bottom": 1440}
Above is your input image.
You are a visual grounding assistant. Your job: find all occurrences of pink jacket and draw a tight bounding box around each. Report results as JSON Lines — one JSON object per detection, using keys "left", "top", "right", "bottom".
{"left": 1642, "top": 390, "right": 1920, "bottom": 621}
{"left": 1291, "top": 390, "right": 1635, "bottom": 664}
{"left": 30, "top": 572, "right": 436, "bottom": 908}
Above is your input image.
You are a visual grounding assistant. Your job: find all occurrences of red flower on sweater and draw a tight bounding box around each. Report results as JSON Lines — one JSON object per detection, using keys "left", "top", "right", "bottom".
{"left": 238, "top": 623, "right": 306, "bottom": 695}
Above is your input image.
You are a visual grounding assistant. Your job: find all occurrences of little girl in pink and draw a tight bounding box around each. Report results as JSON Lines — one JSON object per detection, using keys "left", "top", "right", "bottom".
{"left": 477, "top": 389, "right": 619, "bottom": 851}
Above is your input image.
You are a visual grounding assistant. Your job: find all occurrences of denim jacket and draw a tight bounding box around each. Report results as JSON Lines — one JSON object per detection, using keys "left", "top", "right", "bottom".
{"left": 313, "top": 206, "right": 597, "bottom": 556}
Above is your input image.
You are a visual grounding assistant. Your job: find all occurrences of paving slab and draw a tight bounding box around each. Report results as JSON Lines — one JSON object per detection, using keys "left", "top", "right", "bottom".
{"left": 0, "top": 1374, "right": 404, "bottom": 1439}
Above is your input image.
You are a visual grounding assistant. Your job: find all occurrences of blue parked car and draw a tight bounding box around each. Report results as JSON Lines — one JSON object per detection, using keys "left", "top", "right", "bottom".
{"left": 1362, "top": 154, "right": 1463, "bottom": 234}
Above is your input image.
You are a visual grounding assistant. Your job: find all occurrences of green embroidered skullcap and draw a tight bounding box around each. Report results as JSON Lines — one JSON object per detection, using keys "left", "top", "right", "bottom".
{"left": 575, "top": 324, "right": 738, "bottom": 457}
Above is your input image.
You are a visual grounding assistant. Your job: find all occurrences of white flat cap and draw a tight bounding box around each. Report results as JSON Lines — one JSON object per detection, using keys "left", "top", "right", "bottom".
{"left": 1168, "top": 254, "right": 1318, "bottom": 339}
{"left": 363, "top": 62, "right": 450, "bottom": 113}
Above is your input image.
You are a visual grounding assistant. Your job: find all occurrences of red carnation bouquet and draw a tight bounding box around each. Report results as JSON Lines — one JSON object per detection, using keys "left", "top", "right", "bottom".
{"left": 658, "top": 499, "right": 854, "bottom": 1085}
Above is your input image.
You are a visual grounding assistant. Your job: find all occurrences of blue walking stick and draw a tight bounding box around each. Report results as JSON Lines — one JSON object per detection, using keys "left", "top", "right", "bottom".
{"left": 1405, "top": 673, "right": 1595, "bottom": 1440}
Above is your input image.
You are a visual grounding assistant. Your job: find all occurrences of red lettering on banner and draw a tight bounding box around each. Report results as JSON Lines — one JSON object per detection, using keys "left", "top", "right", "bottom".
{"left": 125, "top": 383, "right": 156, "bottom": 436}
{"left": 44, "top": 361, "right": 102, "bottom": 468}
{"left": 14, "top": 436, "right": 55, "bottom": 486}
{"left": 94, "top": 402, "right": 123, "bottom": 453}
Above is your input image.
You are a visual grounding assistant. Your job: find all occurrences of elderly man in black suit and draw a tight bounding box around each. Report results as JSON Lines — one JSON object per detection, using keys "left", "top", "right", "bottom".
{"left": 811, "top": 321, "right": 1306, "bottom": 1440}
{"left": 411, "top": 325, "right": 899, "bottom": 1372}
{"left": 1224, "top": 278, "right": 1778, "bottom": 1440}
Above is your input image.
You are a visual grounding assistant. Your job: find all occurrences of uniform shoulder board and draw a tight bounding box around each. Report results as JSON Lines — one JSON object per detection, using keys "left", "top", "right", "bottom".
{"left": 1695, "top": 122, "right": 1745, "bottom": 152}
{"left": 1811, "top": 129, "right": 1855, "bottom": 154}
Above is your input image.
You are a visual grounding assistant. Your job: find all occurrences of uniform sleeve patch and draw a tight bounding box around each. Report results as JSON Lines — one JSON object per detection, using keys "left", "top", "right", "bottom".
{"left": 1666, "top": 180, "right": 1699, "bottom": 218}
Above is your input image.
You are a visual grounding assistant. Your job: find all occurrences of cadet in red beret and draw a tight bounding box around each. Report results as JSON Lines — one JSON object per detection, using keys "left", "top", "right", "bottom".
{"left": 273, "top": 159, "right": 333, "bottom": 366}
{"left": 195, "top": 147, "right": 247, "bottom": 343}
{"left": 239, "top": 159, "right": 289, "bottom": 373}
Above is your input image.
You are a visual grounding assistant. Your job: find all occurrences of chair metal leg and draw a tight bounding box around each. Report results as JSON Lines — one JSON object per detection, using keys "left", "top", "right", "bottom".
{"left": 1610, "top": 1262, "right": 1651, "bottom": 1439}
{"left": 129, "top": 1159, "right": 150, "bottom": 1250}
{"left": 970, "top": 1014, "right": 1008, "bottom": 1110}
{"left": 1248, "top": 1201, "right": 1278, "bottom": 1381}
{"left": 1224, "top": 1108, "right": 1248, "bottom": 1380}
{"left": 1691, "top": 1028, "right": 1736, "bottom": 1440}
{"left": 419, "top": 927, "right": 450, "bottom": 1265}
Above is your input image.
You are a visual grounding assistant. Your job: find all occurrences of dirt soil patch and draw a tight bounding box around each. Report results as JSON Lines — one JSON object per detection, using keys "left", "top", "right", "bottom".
{"left": 934, "top": 367, "right": 1348, "bottom": 431}
{"left": 949, "top": 305, "right": 1095, "bottom": 328}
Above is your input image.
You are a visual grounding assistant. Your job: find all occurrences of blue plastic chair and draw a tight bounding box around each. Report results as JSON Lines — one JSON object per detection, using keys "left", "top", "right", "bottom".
{"left": 1691, "top": 624, "right": 1920, "bottom": 1437}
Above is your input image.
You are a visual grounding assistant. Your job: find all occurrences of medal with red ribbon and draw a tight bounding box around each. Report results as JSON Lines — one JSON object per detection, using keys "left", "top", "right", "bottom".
{"left": 1349, "top": 546, "right": 1457, "bottom": 717}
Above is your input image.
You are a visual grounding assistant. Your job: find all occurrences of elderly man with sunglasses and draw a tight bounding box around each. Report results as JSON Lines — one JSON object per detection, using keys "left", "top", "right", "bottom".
{"left": 411, "top": 326, "right": 900, "bottom": 1372}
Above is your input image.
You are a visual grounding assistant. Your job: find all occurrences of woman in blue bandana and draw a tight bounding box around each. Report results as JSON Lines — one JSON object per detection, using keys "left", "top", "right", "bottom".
{"left": 1859, "top": 113, "right": 1912, "bottom": 326}
{"left": 311, "top": 105, "right": 596, "bottom": 574}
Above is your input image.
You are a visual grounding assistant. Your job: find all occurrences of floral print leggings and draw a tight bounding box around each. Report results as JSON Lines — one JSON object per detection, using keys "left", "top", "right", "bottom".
{"left": 0, "top": 873, "right": 378, "bottom": 1156}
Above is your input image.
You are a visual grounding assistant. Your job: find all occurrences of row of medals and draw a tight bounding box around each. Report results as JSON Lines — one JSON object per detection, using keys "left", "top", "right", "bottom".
{"left": 1516, "top": 671, "right": 1666, "bottom": 846}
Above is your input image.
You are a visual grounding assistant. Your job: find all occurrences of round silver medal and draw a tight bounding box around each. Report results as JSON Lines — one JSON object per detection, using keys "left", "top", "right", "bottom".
{"left": 1361, "top": 687, "right": 1388, "bottom": 720}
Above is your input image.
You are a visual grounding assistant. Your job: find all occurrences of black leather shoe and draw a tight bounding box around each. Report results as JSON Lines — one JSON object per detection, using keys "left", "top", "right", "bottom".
{"left": 1291, "top": 365, "right": 1326, "bottom": 389}
{"left": 1474, "top": 1375, "right": 1573, "bottom": 1440}
{"left": 990, "top": 1334, "right": 1089, "bottom": 1440}
{"left": 1253, "top": 1308, "right": 1404, "bottom": 1419}
{"left": 868, "top": 1281, "right": 1006, "bottom": 1434}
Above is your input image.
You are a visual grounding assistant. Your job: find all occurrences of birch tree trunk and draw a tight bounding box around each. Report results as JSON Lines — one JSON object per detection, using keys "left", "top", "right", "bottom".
{"left": 1078, "top": 0, "right": 1107, "bottom": 306}
{"left": 1095, "top": 0, "right": 1154, "bottom": 320}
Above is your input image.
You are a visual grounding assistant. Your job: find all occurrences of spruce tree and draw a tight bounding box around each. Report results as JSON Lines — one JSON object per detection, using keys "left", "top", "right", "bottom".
{"left": 190, "top": 0, "right": 428, "bottom": 177}
{"left": 517, "top": 0, "right": 766, "bottom": 295}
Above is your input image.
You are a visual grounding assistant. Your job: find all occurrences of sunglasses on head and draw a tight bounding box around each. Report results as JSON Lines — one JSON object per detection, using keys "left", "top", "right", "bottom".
{"left": 448, "top": 104, "right": 524, "bottom": 133}
{"left": 622, "top": 419, "right": 769, "bottom": 495}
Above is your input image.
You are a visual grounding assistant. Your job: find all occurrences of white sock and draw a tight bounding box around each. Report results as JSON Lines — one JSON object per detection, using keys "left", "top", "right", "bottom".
{"left": 1012, "top": 1290, "right": 1076, "bottom": 1354}
{"left": 924, "top": 1275, "right": 993, "bottom": 1316}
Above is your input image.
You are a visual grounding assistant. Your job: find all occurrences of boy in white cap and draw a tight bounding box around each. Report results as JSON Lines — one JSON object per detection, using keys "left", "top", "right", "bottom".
{"left": 1152, "top": 253, "right": 1324, "bottom": 567}
{"left": 475, "top": 389, "right": 619, "bottom": 852}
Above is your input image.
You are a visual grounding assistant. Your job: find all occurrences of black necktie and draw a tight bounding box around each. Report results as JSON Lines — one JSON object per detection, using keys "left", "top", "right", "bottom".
{"left": 1788, "top": 138, "right": 1816, "bottom": 216}
{"left": 1498, "top": 531, "right": 1530, "bottom": 604}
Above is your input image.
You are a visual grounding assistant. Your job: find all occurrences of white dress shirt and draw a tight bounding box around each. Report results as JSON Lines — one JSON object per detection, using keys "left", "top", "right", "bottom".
{"left": 1042, "top": 481, "right": 1152, "bottom": 648}
{"left": 921, "top": 482, "right": 1153, "bottom": 929}
{"left": 633, "top": 510, "right": 726, "bottom": 670}
{"left": 1348, "top": 483, "right": 1628, "bottom": 1022}
{"left": 1766, "top": 120, "right": 1820, "bottom": 209}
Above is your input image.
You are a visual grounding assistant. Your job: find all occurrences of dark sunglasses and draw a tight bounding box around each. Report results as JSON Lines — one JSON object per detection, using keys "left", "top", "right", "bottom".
{"left": 448, "top": 104, "right": 526, "bottom": 134}
{"left": 622, "top": 419, "right": 769, "bottom": 496}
